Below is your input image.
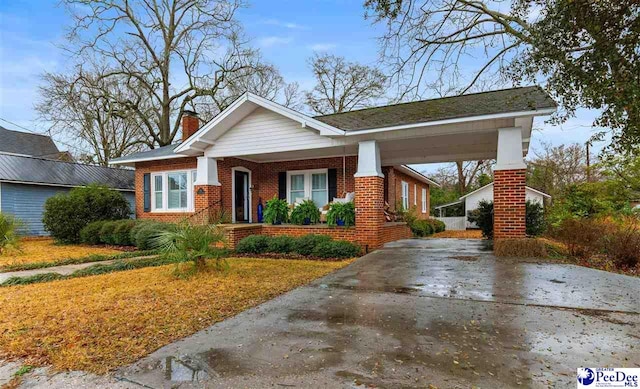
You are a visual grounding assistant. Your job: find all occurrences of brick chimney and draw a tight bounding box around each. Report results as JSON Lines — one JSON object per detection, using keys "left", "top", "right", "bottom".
{"left": 181, "top": 110, "right": 200, "bottom": 142}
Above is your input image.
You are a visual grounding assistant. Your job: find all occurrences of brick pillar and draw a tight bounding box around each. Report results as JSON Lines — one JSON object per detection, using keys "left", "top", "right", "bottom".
{"left": 493, "top": 169, "right": 526, "bottom": 239}
{"left": 355, "top": 176, "right": 385, "bottom": 251}
{"left": 194, "top": 185, "right": 222, "bottom": 224}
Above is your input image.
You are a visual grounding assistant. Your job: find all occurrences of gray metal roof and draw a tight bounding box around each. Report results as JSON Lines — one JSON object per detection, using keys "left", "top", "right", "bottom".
{"left": 314, "top": 86, "right": 556, "bottom": 131}
{"left": 0, "top": 154, "right": 134, "bottom": 190}
{"left": 0, "top": 126, "right": 60, "bottom": 157}
{"left": 110, "top": 144, "right": 181, "bottom": 164}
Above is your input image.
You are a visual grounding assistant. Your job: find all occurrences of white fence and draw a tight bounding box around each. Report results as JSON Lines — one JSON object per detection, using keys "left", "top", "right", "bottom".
{"left": 434, "top": 216, "right": 467, "bottom": 231}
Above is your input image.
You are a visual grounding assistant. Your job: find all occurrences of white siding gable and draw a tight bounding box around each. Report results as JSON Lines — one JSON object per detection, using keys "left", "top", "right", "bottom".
{"left": 464, "top": 184, "right": 545, "bottom": 212}
{"left": 206, "top": 107, "right": 342, "bottom": 158}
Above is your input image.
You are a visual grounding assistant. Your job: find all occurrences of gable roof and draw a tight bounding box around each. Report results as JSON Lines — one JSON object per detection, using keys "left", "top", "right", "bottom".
{"left": 459, "top": 182, "right": 551, "bottom": 200}
{"left": 0, "top": 126, "right": 60, "bottom": 157}
{"left": 394, "top": 165, "right": 440, "bottom": 187}
{"left": 314, "top": 86, "right": 556, "bottom": 132}
{"left": 0, "top": 154, "right": 134, "bottom": 190}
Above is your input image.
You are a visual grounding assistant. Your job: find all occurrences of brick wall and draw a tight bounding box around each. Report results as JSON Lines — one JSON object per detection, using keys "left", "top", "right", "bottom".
{"left": 380, "top": 222, "right": 412, "bottom": 245}
{"left": 493, "top": 168, "right": 526, "bottom": 239}
{"left": 384, "top": 167, "right": 431, "bottom": 219}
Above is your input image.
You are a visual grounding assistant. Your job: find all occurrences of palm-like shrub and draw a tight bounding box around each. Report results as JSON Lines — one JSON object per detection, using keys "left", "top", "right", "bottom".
{"left": 151, "top": 222, "right": 227, "bottom": 271}
{"left": 290, "top": 200, "right": 321, "bottom": 225}
{"left": 0, "top": 212, "right": 22, "bottom": 255}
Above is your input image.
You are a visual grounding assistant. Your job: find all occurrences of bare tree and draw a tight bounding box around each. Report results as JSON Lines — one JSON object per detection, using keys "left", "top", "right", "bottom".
{"left": 527, "top": 142, "right": 591, "bottom": 198}
{"left": 63, "top": 0, "right": 263, "bottom": 147}
{"left": 36, "top": 69, "right": 149, "bottom": 165}
{"left": 429, "top": 160, "right": 493, "bottom": 194}
{"left": 305, "top": 53, "right": 387, "bottom": 115}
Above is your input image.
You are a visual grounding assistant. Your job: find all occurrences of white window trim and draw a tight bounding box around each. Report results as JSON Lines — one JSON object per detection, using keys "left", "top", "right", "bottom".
{"left": 414, "top": 184, "right": 417, "bottom": 206}
{"left": 401, "top": 181, "right": 409, "bottom": 210}
{"left": 150, "top": 168, "right": 197, "bottom": 213}
{"left": 421, "top": 187, "right": 427, "bottom": 213}
{"left": 286, "top": 168, "right": 328, "bottom": 208}
{"left": 231, "top": 166, "right": 252, "bottom": 223}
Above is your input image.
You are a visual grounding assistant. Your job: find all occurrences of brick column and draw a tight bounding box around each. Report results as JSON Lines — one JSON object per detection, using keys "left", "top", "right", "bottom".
{"left": 194, "top": 185, "right": 222, "bottom": 224}
{"left": 355, "top": 176, "right": 385, "bottom": 251}
{"left": 493, "top": 169, "right": 526, "bottom": 239}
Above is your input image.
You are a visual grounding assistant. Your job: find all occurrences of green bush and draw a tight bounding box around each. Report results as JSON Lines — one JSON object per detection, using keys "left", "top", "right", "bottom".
{"left": 431, "top": 219, "right": 446, "bottom": 233}
{"left": 290, "top": 200, "right": 321, "bottom": 225}
{"left": 326, "top": 202, "right": 356, "bottom": 227}
{"left": 99, "top": 221, "right": 119, "bottom": 245}
{"left": 113, "top": 220, "right": 137, "bottom": 246}
{"left": 42, "top": 184, "right": 131, "bottom": 243}
{"left": 312, "top": 240, "right": 361, "bottom": 258}
{"left": 79, "top": 221, "right": 107, "bottom": 245}
{"left": 467, "top": 200, "right": 544, "bottom": 239}
{"left": 526, "top": 201, "right": 546, "bottom": 236}
{"left": 409, "top": 219, "right": 433, "bottom": 237}
{"left": 132, "top": 221, "right": 175, "bottom": 250}
{"left": 266, "top": 235, "right": 296, "bottom": 253}
{"left": 291, "top": 234, "right": 332, "bottom": 256}
{"left": 235, "top": 235, "right": 270, "bottom": 254}
{"left": 0, "top": 212, "right": 22, "bottom": 255}
{"left": 129, "top": 220, "right": 156, "bottom": 244}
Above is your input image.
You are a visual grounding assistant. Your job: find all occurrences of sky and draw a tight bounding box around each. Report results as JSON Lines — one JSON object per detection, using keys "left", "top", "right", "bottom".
{"left": 0, "top": 0, "right": 607, "bottom": 174}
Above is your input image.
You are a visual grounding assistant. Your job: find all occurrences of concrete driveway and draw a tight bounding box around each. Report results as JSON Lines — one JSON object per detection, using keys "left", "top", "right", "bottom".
{"left": 20, "top": 238, "right": 640, "bottom": 388}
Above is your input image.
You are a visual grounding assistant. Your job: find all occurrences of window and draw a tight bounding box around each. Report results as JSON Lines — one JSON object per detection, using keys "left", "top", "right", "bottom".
{"left": 414, "top": 184, "right": 417, "bottom": 206}
{"left": 422, "top": 188, "right": 427, "bottom": 213}
{"left": 287, "top": 169, "right": 329, "bottom": 208}
{"left": 151, "top": 169, "right": 196, "bottom": 212}
{"left": 401, "top": 181, "right": 409, "bottom": 210}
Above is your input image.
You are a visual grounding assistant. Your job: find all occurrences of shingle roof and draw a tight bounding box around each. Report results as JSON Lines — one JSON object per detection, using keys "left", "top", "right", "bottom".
{"left": 110, "top": 144, "right": 180, "bottom": 164}
{"left": 0, "top": 126, "right": 60, "bottom": 157}
{"left": 0, "top": 154, "right": 134, "bottom": 190}
{"left": 314, "top": 86, "right": 556, "bottom": 131}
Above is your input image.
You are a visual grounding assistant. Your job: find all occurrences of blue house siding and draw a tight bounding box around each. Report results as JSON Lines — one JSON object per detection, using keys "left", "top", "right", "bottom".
{"left": 0, "top": 182, "right": 135, "bottom": 236}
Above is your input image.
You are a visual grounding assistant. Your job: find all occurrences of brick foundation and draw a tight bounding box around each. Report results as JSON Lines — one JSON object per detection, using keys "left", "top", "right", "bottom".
{"left": 493, "top": 169, "right": 526, "bottom": 239}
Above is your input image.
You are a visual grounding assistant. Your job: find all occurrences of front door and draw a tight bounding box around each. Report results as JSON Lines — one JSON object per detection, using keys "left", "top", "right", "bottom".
{"left": 234, "top": 170, "right": 250, "bottom": 223}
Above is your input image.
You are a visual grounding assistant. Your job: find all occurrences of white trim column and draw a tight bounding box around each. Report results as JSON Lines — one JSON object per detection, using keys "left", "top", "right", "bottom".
{"left": 194, "top": 156, "right": 221, "bottom": 186}
{"left": 495, "top": 127, "right": 526, "bottom": 171}
{"left": 354, "top": 140, "right": 384, "bottom": 178}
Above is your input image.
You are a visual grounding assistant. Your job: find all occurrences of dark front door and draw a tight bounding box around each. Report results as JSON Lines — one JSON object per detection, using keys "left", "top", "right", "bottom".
{"left": 234, "top": 170, "right": 249, "bottom": 223}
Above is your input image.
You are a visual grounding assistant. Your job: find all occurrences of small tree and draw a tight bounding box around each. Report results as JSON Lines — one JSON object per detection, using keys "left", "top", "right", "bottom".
{"left": 0, "top": 213, "right": 22, "bottom": 255}
{"left": 42, "top": 185, "right": 131, "bottom": 243}
{"left": 152, "top": 222, "right": 227, "bottom": 272}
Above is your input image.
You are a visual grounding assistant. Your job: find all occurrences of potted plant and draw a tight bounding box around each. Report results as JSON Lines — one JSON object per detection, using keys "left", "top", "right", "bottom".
{"left": 290, "top": 200, "right": 321, "bottom": 225}
{"left": 326, "top": 201, "right": 355, "bottom": 227}
{"left": 264, "top": 196, "right": 289, "bottom": 225}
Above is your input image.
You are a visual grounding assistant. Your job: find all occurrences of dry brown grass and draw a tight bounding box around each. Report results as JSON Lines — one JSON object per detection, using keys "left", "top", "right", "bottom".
{"left": 0, "top": 257, "right": 352, "bottom": 373}
{"left": 494, "top": 238, "right": 547, "bottom": 257}
{"left": 430, "top": 230, "right": 484, "bottom": 239}
{"left": 0, "top": 239, "right": 122, "bottom": 267}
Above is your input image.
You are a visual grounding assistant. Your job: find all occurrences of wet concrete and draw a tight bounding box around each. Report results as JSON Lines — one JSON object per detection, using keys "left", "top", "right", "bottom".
{"left": 104, "top": 238, "right": 640, "bottom": 388}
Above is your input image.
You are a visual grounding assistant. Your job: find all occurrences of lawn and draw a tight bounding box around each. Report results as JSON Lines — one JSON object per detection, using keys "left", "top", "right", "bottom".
{"left": 0, "top": 239, "right": 123, "bottom": 268}
{"left": 0, "top": 257, "right": 352, "bottom": 373}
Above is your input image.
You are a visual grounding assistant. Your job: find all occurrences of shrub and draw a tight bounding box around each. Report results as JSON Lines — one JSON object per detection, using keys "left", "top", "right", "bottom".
{"left": 0, "top": 212, "right": 22, "bottom": 255}
{"left": 267, "top": 235, "right": 296, "bottom": 253}
{"left": 292, "top": 234, "right": 332, "bottom": 256}
{"left": 42, "top": 184, "right": 131, "bottom": 243}
{"left": 290, "top": 200, "right": 321, "bottom": 225}
{"left": 526, "top": 201, "right": 546, "bottom": 236}
{"left": 494, "top": 238, "right": 548, "bottom": 257}
{"left": 133, "top": 222, "right": 174, "bottom": 250}
{"left": 113, "top": 220, "right": 137, "bottom": 246}
{"left": 129, "top": 220, "right": 156, "bottom": 244}
{"left": 99, "top": 221, "right": 119, "bottom": 245}
{"left": 151, "top": 222, "right": 227, "bottom": 271}
{"left": 409, "top": 219, "right": 433, "bottom": 237}
{"left": 79, "top": 221, "right": 107, "bottom": 245}
{"left": 236, "top": 235, "right": 270, "bottom": 254}
{"left": 467, "top": 200, "right": 494, "bottom": 239}
{"left": 264, "top": 196, "right": 289, "bottom": 224}
{"left": 601, "top": 217, "right": 640, "bottom": 268}
{"left": 312, "top": 240, "right": 361, "bottom": 259}
{"left": 551, "top": 218, "right": 607, "bottom": 258}
{"left": 430, "top": 218, "right": 446, "bottom": 233}
{"left": 326, "top": 202, "right": 356, "bottom": 227}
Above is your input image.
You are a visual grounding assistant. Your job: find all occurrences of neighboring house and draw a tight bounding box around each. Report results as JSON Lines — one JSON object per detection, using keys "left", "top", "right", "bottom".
{"left": 0, "top": 128, "right": 135, "bottom": 235}
{"left": 112, "top": 86, "right": 556, "bottom": 249}
{"left": 434, "top": 182, "right": 551, "bottom": 230}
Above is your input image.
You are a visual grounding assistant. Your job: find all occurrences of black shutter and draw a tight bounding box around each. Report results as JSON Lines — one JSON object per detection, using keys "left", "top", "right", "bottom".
{"left": 328, "top": 168, "right": 337, "bottom": 201}
{"left": 143, "top": 173, "right": 151, "bottom": 212}
{"left": 278, "top": 172, "right": 287, "bottom": 200}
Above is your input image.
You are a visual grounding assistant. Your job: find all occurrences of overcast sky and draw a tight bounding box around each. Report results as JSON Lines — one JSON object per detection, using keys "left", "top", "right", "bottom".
{"left": 0, "top": 0, "right": 607, "bottom": 173}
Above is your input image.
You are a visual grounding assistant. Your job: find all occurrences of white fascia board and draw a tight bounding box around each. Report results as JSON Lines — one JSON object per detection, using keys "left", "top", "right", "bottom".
{"left": 395, "top": 165, "right": 441, "bottom": 188}
{"left": 344, "top": 108, "right": 556, "bottom": 137}
{"left": 457, "top": 182, "right": 552, "bottom": 200}
{"left": 459, "top": 183, "right": 493, "bottom": 200}
{"left": 175, "top": 93, "right": 345, "bottom": 154}
{"left": 526, "top": 186, "right": 552, "bottom": 198}
{"left": 109, "top": 153, "right": 189, "bottom": 166}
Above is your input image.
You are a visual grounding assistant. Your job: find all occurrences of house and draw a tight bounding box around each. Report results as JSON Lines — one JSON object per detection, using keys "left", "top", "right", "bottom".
{"left": 111, "top": 86, "right": 556, "bottom": 249}
{"left": 0, "top": 127, "right": 135, "bottom": 235}
{"left": 434, "top": 182, "right": 551, "bottom": 230}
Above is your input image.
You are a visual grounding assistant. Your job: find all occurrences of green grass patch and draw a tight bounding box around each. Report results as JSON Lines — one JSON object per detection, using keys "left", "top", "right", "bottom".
{"left": 14, "top": 365, "right": 35, "bottom": 376}
{"left": 0, "top": 250, "right": 158, "bottom": 272}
